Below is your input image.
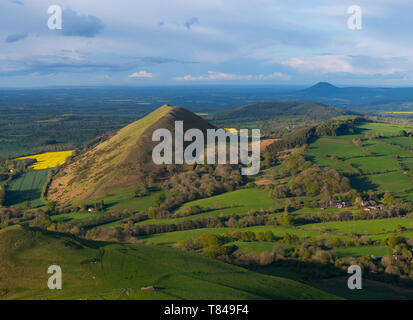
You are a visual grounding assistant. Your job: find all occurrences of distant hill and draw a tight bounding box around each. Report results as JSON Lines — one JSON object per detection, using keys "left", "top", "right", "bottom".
{"left": 0, "top": 225, "right": 337, "bottom": 300}
{"left": 47, "top": 105, "right": 215, "bottom": 204}
{"left": 282, "top": 82, "right": 413, "bottom": 110}
{"left": 295, "top": 82, "right": 341, "bottom": 96}
{"left": 215, "top": 100, "right": 353, "bottom": 122}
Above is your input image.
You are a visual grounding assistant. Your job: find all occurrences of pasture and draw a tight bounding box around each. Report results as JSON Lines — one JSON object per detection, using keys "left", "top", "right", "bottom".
{"left": 143, "top": 225, "right": 336, "bottom": 246}
{"left": 0, "top": 225, "right": 336, "bottom": 300}
{"left": 309, "top": 122, "right": 413, "bottom": 193}
{"left": 135, "top": 188, "right": 282, "bottom": 226}
{"left": 5, "top": 169, "right": 48, "bottom": 207}
{"left": 302, "top": 217, "right": 413, "bottom": 235}
{"left": 176, "top": 188, "right": 279, "bottom": 216}
{"left": 332, "top": 246, "right": 392, "bottom": 258}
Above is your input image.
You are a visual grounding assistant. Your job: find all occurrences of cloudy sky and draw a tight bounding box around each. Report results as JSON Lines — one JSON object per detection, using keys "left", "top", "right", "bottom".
{"left": 1, "top": 0, "right": 413, "bottom": 87}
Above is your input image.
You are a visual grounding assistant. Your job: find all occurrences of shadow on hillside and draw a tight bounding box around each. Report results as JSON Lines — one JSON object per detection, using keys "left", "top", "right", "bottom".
{"left": 5, "top": 189, "right": 41, "bottom": 206}
{"left": 350, "top": 175, "right": 379, "bottom": 192}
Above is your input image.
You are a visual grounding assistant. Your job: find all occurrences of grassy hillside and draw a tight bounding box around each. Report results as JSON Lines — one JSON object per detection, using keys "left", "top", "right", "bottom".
{"left": 309, "top": 121, "right": 413, "bottom": 194}
{"left": 47, "top": 105, "right": 215, "bottom": 205}
{"left": 0, "top": 225, "right": 337, "bottom": 300}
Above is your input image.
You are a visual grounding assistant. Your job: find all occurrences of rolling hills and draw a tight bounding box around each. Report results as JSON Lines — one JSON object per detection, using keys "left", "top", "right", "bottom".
{"left": 0, "top": 225, "right": 337, "bottom": 300}
{"left": 282, "top": 82, "right": 413, "bottom": 111}
{"left": 47, "top": 105, "right": 215, "bottom": 204}
{"left": 215, "top": 100, "right": 351, "bottom": 121}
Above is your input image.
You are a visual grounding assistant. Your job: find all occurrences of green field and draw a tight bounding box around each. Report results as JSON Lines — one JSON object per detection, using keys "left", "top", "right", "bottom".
{"left": 0, "top": 143, "right": 31, "bottom": 158}
{"left": 309, "top": 122, "right": 413, "bottom": 193}
{"left": 143, "top": 225, "right": 336, "bottom": 246}
{"left": 51, "top": 212, "right": 103, "bottom": 223}
{"left": 332, "top": 246, "right": 392, "bottom": 258}
{"left": 357, "top": 122, "right": 413, "bottom": 136}
{"left": 134, "top": 188, "right": 282, "bottom": 226}
{"left": 367, "top": 171, "right": 413, "bottom": 193}
{"left": 302, "top": 217, "right": 413, "bottom": 235}
{"left": 0, "top": 225, "right": 337, "bottom": 300}
{"left": 177, "top": 189, "right": 278, "bottom": 215}
{"left": 385, "top": 136, "right": 413, "bottom": 151}
{"left": 5, "top": 170, "right": 48, "bottom": 207}
{"left": 99, "top": 188, "right": 165, "bottom": 213}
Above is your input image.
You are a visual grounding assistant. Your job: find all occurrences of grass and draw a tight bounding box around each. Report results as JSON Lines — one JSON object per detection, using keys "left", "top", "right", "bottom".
{"left": 51, "top": 212, "right": 103, "bottom": 223}
{"left": 0, "top": 143, "right": 31, "bottom": 158}
{"left": 227, "top": 241, "right": 293, "bottom": 254}
{"left": 332, "top": 246, "right": 392, "bottom": 258}
{"left": 309, "top": 122, "right": 413, "bottom": 194}
{"left": 0, "top": 225, "right": 337, "bottom": 300}
{"left": 178, "top": 189, "right": 279, "bottom": 214}
{"left": 302, "top": 217, "right": 413, "bottom": 235}
{"left": 142, "top": 225, "right": 337, "bottom": 246}
{"left": 17, "top": 151, "right": 73, "bottom": 170}
{"left": 385, "top": 136, "right": 413, "bottom": 151}
{"left": 5, "top": 170, "right": 49, "bottom": 207}
{"left": 357, "top": 122, "right": 413, "bottom": 136}
{"left": 308, "top": 277, "right": 413, "bottom": 300}
{"left": 348, "top": 156, "right": 398, "bottom": 174}
{"left": 135, "top": 188, "right": 282, "bottom": 226}
{"left": 367, "top": 171, "right": 413, "bottom": 193}
{"left": 99, "top": 188, "right": 165, "bottom": 214}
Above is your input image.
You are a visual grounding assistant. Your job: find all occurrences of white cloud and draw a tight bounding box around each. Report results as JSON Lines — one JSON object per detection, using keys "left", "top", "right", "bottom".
{"left": 128, "top": 70, "right": 153, "bottom": 78}
{"left": 282, "top": 55, "right": 398, "bottom": 75}
{"left": 174, "top": 70, "right": 290, "bottom": 81}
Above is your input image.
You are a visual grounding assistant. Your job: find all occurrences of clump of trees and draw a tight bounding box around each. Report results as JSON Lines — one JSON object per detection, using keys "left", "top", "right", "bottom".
{"left": 159, "top": 165, "right": 244, "bottom": 212}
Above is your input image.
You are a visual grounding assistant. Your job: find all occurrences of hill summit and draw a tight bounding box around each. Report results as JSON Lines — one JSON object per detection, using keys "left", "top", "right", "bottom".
{"left": 310, "top": 82, "right": 339, "bottom": 90}
{"left": 296, "top": 82, "right": 341, "bottom": 96}
{"left": 47, "top": 105, "right": 215, "bottom": 204}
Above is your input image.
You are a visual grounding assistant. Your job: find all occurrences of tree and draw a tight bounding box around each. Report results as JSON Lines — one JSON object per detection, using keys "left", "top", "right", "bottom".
{"left": 94, "top": 200, "right": 105, "bottom": 212}
{"left": 134, "top": 185, "right": 148, "bottom": 198}
{"left": 23, "top": 201, "right": 31, "bottom": 210}
{"left": 263, "top": 152, "right": 272, "bottom": 168}
{"left": 264, "top": 230, "right": 275, "bottom": 242}
{"left": 382, "top": 192, "right": 395, "bottom": 205}
{"left": 46, "top": 200, "right": 57, "bottom": 213}
{"left": 153, "top": 192, "right": 166, "bottom": 207}
{"left": 279, "top": 212, "right": 294, "bottom": 226}
{"left": 147, "top": 207, "right": 157, "bottom": 219}
{"left": 385, "top": 234, "right": 405, "bottom": 248}
{"left": 30, "top": 213, "right": 52, "bottom": 229}
{"left": 256, "top": 232, "right": 265, "bottom": 242}
{"left": 0, "top": 185, "right": 5, "bottom": 206}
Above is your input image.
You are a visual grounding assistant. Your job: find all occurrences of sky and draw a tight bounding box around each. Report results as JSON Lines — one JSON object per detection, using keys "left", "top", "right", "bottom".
{"left": 1, "top": 0, "right": 413, "bottom": 87}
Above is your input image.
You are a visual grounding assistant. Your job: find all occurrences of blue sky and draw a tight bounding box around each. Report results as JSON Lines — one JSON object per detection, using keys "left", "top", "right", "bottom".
{"left": 1, "top": 0, "right": 413, "bottom": 87}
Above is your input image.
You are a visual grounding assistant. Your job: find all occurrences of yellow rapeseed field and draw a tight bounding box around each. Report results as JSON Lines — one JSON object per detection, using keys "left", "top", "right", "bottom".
{"left": 16, "top": 150, "right": 74, "bottom": 170}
